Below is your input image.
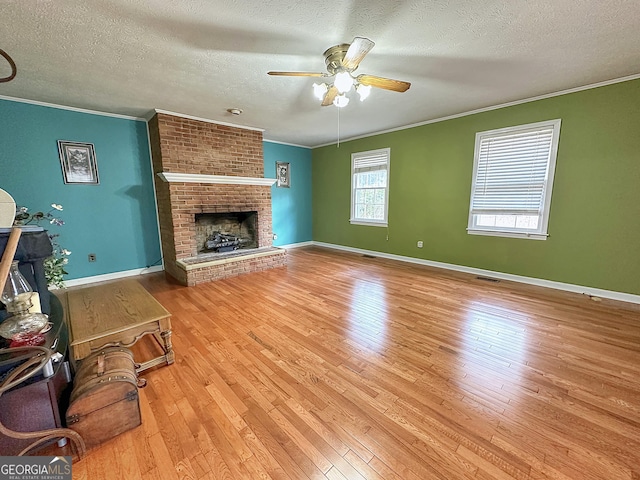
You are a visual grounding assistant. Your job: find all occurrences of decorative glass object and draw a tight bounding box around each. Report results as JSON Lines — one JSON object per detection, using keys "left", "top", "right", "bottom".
{"left": 2, "top": 261, "right": 34, "bottom": 312}
{"left": 0, "top": 260, "right": 49, "bottom": 339}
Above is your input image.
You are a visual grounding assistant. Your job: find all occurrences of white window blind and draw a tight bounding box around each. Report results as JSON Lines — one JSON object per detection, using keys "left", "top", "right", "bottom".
{"left": 468, "top": 119, "right": 561, "bottom": 239}
{"left": 351, "top": 148, "right": 390, "bottom": 226}
{"left": 353, "top": 151, "right": 389, "bottom": 170}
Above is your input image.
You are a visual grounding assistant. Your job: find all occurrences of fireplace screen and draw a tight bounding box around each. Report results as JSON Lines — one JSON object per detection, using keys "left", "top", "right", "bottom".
{"left": 195, "top": 212, "right": 258, "bottom": 254}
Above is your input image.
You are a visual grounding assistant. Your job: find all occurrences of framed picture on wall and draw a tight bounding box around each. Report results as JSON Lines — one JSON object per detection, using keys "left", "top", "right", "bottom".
{"left": 57, "top": 140, "right": 100, "bottom": 185}
{"left": 276, "top": 161, "right": 290, "bottom": 188}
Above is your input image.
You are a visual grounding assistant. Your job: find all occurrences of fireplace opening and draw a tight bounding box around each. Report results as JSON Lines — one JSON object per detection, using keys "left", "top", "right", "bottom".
{"left": 195, "top": 212, "right": 258, "bottom": 254}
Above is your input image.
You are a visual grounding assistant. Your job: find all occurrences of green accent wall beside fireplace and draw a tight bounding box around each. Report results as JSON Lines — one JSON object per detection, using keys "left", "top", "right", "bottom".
{"left": 312, "top": 79, "right": 640, "bottom": 295}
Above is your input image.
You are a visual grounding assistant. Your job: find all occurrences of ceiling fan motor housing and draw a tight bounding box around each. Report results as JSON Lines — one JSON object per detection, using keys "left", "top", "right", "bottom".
{"left": 323, "top": 44, "right": 352, "bottom": 74}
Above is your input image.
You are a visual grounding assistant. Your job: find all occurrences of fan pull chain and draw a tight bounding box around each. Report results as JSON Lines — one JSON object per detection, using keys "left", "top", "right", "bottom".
{"left": 337, "top": 106, "right": 341, "bottom": 148}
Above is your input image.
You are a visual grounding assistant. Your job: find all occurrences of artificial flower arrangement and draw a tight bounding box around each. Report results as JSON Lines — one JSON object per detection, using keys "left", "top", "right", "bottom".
{"left": 13, "top": 203, "right": 71, "bottom": 288}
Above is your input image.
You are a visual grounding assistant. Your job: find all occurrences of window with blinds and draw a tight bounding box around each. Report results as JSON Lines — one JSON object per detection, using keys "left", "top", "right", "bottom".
{"left": 467, "top": 119, "right": 561, "bottom": 239}
{"left": 350, "top": 148, "right": 390, "bottom": 226}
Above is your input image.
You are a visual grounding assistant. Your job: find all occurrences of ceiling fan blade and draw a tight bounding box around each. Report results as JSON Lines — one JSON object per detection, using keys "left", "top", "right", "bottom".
{"left": 268, "top": 71, "right": 327, "bottom": 77}
{"left": 342, "top": 37, "right": 375, "bottom": 71}
{"left": 321, "top": 86, "right": 338, "bottom": 106}
{"left": 356, "top": 74, "right": 411, "bottom": 92}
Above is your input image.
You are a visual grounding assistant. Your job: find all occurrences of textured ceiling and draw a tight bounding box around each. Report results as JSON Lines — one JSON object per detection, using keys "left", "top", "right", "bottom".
{"left": 2, "top": 0, "right": 640, "bottom": 147}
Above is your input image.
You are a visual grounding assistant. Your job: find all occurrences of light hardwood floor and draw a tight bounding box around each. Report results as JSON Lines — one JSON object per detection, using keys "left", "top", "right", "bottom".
{"left": 61, "top": 246, "right": 640, "bottom": 479}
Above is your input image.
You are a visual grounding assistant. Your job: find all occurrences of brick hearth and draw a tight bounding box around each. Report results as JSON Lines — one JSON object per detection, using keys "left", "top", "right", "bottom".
{"left": 148, "top": 111, "right": 286, "bottom": 286}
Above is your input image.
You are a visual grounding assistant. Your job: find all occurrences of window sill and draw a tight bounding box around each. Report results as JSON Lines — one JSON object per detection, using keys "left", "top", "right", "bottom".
{"left": 350, "top": 219, "right": 388, "bottom": 227}
{"left": 467, "top": 229, "right": 548, "bottom": 240}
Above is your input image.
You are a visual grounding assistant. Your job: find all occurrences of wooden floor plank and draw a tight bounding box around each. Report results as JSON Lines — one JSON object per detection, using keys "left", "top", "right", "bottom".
{"left": 41, "top": 246, "right": 640, "bottom": 479}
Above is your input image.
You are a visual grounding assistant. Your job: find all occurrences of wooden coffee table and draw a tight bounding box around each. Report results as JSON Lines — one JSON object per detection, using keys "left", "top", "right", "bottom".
{"left": 65, "top": 279, "right": 174, "bottom": 372}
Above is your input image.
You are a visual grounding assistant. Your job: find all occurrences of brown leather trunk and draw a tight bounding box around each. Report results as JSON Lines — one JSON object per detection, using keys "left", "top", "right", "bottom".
{"left": 65, "top": 347, "right": 141, "bottom": 448}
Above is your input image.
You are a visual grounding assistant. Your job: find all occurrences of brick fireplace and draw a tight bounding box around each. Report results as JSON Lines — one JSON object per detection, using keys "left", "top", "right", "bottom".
{"left": 148, "top": 111, "right": 286, "bottom": 286}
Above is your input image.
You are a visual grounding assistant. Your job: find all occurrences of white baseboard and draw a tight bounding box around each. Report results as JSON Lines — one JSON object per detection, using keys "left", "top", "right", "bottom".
{"left": 61, "top": 265, "right": 164, "bottom": 288}
{"left": 278, "top": 241, "right": 314, "bottom": 249}
{"left": 312, "top": 241, "right": 640, "bottom": 305}
{"left": 59, "top": 243, "right": 313, "bottom": 287}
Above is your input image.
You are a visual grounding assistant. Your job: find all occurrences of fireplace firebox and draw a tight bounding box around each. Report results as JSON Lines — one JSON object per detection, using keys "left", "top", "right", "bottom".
{"left": 195, "top": 212, "right": 258, "bottom": 254}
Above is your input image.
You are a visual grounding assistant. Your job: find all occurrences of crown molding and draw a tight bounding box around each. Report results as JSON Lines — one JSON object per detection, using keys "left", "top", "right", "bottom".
{"left": 263, "top": 138, "right": 311, "bottom": 149}
{"left": 157, "top": 172, "right": 276, "bottom": 186}
{"left": 311, "top": 73, "right": 640, "bottom": 148}
{"left": 0, "top": 94, "right": 145, "bottom": 121}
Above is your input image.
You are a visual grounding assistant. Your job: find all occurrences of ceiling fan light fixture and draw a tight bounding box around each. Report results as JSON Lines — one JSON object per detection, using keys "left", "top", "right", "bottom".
{"left": 313, "top": 82, "right": 328, "bottom": 101}
{"left": 334, "top": 71, "right": 354, "bottom": 94}
{"left": 333, "top": 94, "right": 349, "bottom": 108}
{"left": 268, "top": 37, "right": 411, "bottom": 110}
{"left": 356, "top": 84, "right": 371, "bottom": 101}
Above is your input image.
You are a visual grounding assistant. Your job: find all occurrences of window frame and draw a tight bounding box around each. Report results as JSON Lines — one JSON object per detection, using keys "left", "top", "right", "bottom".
{"left": 467, "top": 119, "right": 562, "bottom": 240}
{"left": 350, "top": 147, "right": 391, "bottom": 227}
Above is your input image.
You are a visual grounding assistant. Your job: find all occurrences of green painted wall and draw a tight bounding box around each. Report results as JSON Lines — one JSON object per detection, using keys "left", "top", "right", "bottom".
{"left": 312, "top": 79, "right": 640, "bottom": 295}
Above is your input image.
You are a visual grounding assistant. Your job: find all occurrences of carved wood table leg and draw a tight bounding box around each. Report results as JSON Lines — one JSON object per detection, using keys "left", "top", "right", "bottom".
{"left": 160, "top": 330, "right": 175, "bottom": 365}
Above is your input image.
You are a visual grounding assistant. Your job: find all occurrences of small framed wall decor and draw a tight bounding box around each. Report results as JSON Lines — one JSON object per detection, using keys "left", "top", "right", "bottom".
{"left": 57, "top": 140, "right": 100, "bottom": 185}
{"left": 276, "top": 161, "right": 290, "bottom": 188}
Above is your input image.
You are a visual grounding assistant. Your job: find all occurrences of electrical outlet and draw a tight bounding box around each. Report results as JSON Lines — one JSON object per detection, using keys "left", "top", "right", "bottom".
{"left": 417, "top": 241, "right": 423, "bottom": 248}
{"left": 88, "top": 253, "right": 96, "bottom": 262}
{"left": 273, "top": 233, "right": 278, "bottom": 240}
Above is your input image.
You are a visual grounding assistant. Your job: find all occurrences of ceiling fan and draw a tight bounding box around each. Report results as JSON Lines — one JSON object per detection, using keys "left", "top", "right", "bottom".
{"left": 268, "top": 37, "right": 411, "bottom": 107}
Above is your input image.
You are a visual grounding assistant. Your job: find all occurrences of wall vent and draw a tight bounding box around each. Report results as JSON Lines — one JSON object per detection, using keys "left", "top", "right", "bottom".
{"left": 476, "top": 276, "right": 500, "bottom": 283}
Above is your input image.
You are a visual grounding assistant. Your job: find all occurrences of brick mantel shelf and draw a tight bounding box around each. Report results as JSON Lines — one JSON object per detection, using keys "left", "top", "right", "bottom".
{"left": 157, "top": 172, "right": 276, "bottom": 186}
